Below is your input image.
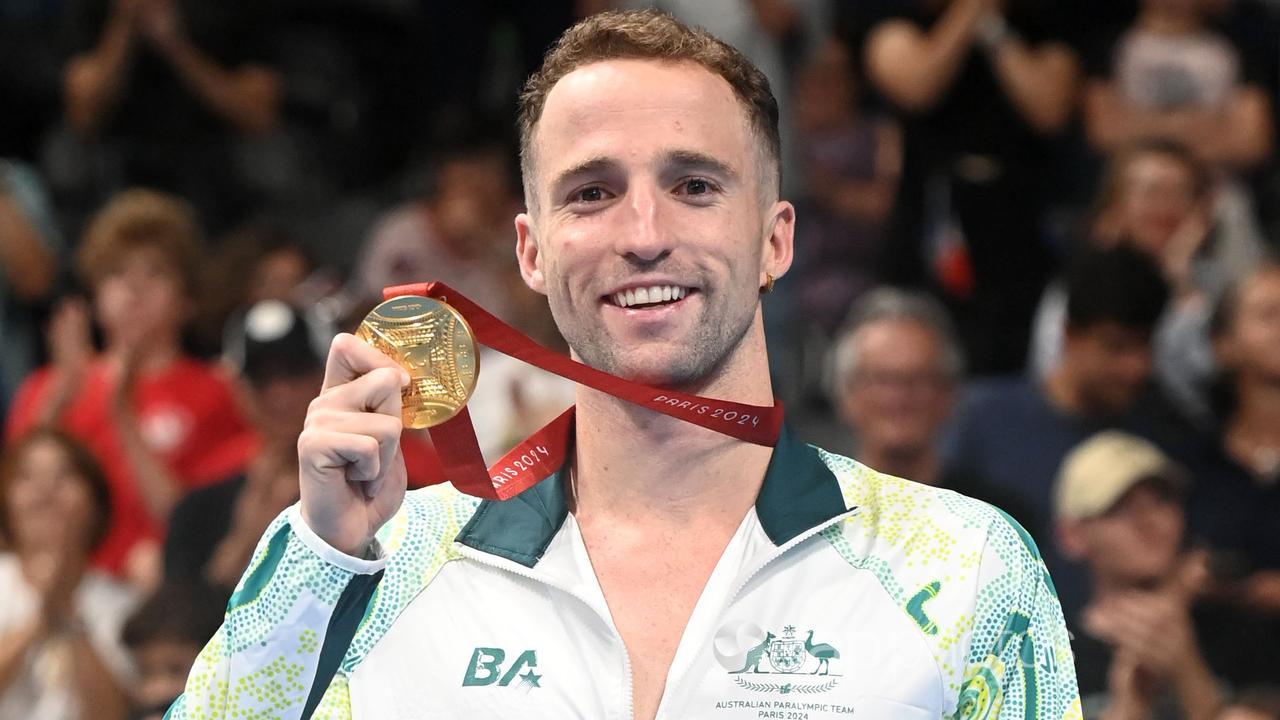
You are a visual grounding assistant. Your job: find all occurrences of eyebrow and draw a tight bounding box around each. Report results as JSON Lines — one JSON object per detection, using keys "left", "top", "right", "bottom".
{"left": 664, "top": 150, "right": 740, "bottom": 183}
{"left": 548, "top": 149, "right": 741, "bottom": 197}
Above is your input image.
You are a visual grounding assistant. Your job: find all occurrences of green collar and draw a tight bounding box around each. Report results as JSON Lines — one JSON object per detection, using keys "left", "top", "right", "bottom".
{"left": 454, "top": 424, "right": 848, "bottom": 568}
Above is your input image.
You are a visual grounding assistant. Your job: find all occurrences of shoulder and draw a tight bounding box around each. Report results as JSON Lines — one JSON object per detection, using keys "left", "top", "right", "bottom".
{"left": 818, "top": 448, "right": 1013, "bottom": 562}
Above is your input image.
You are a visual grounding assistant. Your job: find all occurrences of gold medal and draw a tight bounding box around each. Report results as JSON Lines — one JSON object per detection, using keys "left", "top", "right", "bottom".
{"left": 357, "top": 295, "right": 479, "bottom": 429}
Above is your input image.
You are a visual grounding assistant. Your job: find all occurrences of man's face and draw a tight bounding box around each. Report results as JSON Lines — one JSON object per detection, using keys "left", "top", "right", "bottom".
{"left": 840, "top": 320, "right": 954, "bottom": 457}
{"left": 1064, "top": 323, "right": 1153, "bottom": 416}
{"left": 1071, "top": 482, "right": 1185, "bottom": 587}
{"left": 94, "top": 244, "right": 188, "bottom": 343}
{"left": 515, "top": 59, "right": 792, "bottom": 388}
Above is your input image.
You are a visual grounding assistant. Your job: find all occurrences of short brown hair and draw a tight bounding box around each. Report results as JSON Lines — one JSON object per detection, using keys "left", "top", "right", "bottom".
{"left": 76, "top": 189, "right": 205, "bottom": 297}
{"left": 517, "top": 9, "right": 781, "bottom": 205}
{"left": 0, "top": 428, "right": 113, "bottom": 552}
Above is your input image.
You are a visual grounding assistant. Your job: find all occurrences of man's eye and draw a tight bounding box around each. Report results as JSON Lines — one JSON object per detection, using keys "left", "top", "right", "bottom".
{"left": 574, "top": 186, "right": 606, "bottom": 203}
{"left": 679, "top": 178, "right": 714, "bottom": 196}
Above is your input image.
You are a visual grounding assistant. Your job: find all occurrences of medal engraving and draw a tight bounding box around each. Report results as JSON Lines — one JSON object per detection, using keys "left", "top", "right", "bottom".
{"left": 357, "top": 295, "right": 479, "bottom": 429}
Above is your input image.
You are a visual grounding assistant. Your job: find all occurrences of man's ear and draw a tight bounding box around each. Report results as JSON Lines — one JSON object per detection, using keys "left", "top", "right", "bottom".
{"left": 515, "top": 212, "right": 546, "bottom": 295}
{"left": 761, "top": 200, "right": 795, "bottom": 284}
{"left": 1056, "top": 519, "right": 1088, "bottom": 561}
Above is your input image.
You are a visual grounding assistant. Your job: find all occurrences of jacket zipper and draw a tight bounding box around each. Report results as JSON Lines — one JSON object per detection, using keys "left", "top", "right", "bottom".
{"left": 451, "top": 542, "right": 636, "bottom": 720}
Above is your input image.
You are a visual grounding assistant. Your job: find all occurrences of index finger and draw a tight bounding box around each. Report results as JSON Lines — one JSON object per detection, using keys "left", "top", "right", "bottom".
{"left": 323, "top": 333, "right": 410, "bottom": 391}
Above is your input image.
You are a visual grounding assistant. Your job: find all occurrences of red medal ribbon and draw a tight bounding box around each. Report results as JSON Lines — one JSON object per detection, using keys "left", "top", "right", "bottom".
{"left": 384, "top": 282, "right": 784, "bottom": 500}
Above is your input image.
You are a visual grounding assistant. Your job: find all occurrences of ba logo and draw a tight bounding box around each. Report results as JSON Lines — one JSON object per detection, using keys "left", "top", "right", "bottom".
{"left": 461, "top": 647, "right": 542, "bottom": 690}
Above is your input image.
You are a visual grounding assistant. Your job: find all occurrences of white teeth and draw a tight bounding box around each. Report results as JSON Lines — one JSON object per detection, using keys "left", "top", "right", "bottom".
{"left": 611, "top": 285, "right": 689, "bottom": 308}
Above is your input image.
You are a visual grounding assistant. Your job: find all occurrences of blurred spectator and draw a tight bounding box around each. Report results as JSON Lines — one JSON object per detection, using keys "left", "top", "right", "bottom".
{"left": 851, "top": 0, "right": 1082, "bottom": 374}
{"left": 351, "top": 141, "right": 521, "bottom": 325}
{"left": 947, "top": 244, "right": 1172, "bottom": 615}
{"left": 193, "top": 223, "right": 321, "bottom": 358}
{"left": 120, "top": 583, "right": 223, "bottom": 720}
{"left": 1082, "top": 0, "right": 1274, "bottom": 281}
{"left": 828, "top": 286, "right": 1039, "bottom": 524}
{"left": 56, "top": 0, "right": 282, "bottom": 233}
{"left": 5, "top": 190, "right": 255, "bottom": 587}
{"left": 1032, "top": 139, "right": 1265, "bottom": 427}
{"left": 790, "top": 39, "right": 900, "bottom": 335}
{"left": 164, "top": 299, "right": 319, "bottom": 592}
{"left": 0, "top": 160, "right": 63, "bottom": 415}
{"left": 827, "top": 288, "right": 959, "bottom": 484}
{"left": 0, "top": 429, "right": 136, "bottom": 720}
{"left": 1187, "top": 261, "right": 1280, "bottom": 614}
{"left": 1055, "top": 432, "right": 1227, "bottom": 719}
{"left": 1083, "top": 0, "right": 1273, "bottom": 174}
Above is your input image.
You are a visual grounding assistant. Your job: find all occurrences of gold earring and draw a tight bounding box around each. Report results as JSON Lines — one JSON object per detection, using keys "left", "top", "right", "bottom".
{"left": 760, "top": 273, "right": 775, "bottom": 294}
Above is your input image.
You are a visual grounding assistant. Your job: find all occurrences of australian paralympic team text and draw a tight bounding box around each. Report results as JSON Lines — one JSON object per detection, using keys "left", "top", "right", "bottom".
{"left": 652, "top": 395, "right": 761, "bottom": 427}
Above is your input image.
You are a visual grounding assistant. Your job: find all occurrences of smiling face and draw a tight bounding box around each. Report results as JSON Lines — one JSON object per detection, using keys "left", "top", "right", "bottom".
{"left": 515, "top": 59, "right": 793, "bottom": 390}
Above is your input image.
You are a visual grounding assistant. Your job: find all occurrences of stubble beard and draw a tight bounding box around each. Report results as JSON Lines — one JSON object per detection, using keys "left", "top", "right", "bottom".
{"left": 548, "top": 287, "right": 757, "bottom": 391}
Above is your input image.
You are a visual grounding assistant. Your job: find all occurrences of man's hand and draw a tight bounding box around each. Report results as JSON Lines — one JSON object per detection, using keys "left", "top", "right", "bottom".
{"left": 298, "top": 334, "right": 410, "bottom": 557}
{"left": 136, "top": 0, "right": 184, "bottom": 54}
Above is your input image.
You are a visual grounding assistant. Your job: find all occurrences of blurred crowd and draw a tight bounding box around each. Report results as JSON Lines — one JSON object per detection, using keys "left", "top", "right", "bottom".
{"left": 1, "top": 0, "right": 1279, "bottom": 718}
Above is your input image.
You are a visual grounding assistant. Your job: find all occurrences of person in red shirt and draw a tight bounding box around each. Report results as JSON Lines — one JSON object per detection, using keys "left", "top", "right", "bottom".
{"left": 6, "top": 189, "right": 255, "bottom": 588}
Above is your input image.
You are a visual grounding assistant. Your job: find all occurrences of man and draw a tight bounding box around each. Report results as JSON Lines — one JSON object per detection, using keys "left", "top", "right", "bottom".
{"left": 829, "top": 287, "right": 1034, "bottom": 528}
{"left": 1055, "top": 432, "right": 1232, "bottom": 719}
{"left": 828, "top": 287, "right": 960, "bottom": 485}
{"left": 163, "top": 300, "right": 327, "bottom": 593}
{"left": 947, "top": 243, "right": 1173, "bottom": 616}
{"left": 168, "top": 11, "right": 1078, "bottom": 719}
{"left": 848, "top": 0, "right": 1081, "bottom": 374}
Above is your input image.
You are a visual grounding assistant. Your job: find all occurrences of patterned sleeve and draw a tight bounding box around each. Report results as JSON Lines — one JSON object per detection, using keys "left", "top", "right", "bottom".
{"left": 165, "top": 505, "right": 385, "bottom": 720}
{"left": 951, "top": 510, "right": 1081, "bottom": 720}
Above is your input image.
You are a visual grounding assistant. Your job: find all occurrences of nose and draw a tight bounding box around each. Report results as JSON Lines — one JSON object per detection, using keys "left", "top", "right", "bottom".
{"left": 613, "top": 181, "right": 672, "bottom": 264}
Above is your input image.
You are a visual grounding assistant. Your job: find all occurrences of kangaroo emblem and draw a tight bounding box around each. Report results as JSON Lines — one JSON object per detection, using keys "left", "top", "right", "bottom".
{"left": 730, "top": 632, "right": 775, "bottom": 674}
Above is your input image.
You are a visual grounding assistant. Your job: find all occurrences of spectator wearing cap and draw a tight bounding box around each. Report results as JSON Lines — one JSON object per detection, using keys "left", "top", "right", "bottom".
{"left": 1058, "top": 431, "right": 1280, "bottom": 718}
{"left": 5, "top": 190, "right": 255, "bottom": 589}
{"left": 946, "top": 244, "right": 1175, "bottom": 618}
{"left": 163, "top": 299, "right": 327, "bottom": 593}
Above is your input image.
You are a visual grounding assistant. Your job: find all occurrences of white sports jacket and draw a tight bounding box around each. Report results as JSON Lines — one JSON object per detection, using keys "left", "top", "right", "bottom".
{"left": 165, "top": 427, "right": 1081, "bottom": 719}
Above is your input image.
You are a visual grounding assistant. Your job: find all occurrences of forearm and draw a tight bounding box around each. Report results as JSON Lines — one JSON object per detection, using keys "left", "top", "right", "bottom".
{"left": 64, "top": 15, "right": 135, "bottom": 135}
{"left": 988, "top": 40, "right": 1078, "bottom": 134}
{"left": 0, "top": 194, "right": 57, "bottom": 300}
{"left": 168, "top": 508, "right": 381, "bottom": 719}
{"left": 160, "top": 39, "right": 280, "bottom": 134}
{"left": 0, "top": 624, "right": 44, "bottom": 694}
{"left": 204, "top": 525, "right": 265, "bottom": 588}
{"left": 69, "top": 631, "right": 129, "bottom": 720}
{"left": 113, "top": 407, "right": 183, "bottom": 521}
{"left": 1174, "top": 658, "right": 1223, "bottom": 720}
{"left": 865, "top": 2, "right": 987, "bottom": 112}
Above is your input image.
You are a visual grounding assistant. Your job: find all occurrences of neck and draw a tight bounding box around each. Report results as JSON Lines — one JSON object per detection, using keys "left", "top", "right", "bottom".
{"left": 570, "top": 317, "right": 776, "bottom": 528}
{"left": 859, "top": 442, "right": 939, "bottom": 485}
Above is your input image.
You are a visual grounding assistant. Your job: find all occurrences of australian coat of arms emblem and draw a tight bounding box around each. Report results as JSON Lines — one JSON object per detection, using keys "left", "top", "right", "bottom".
{"left": 714, "top": 622, "right": 842, "bottom": 695}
